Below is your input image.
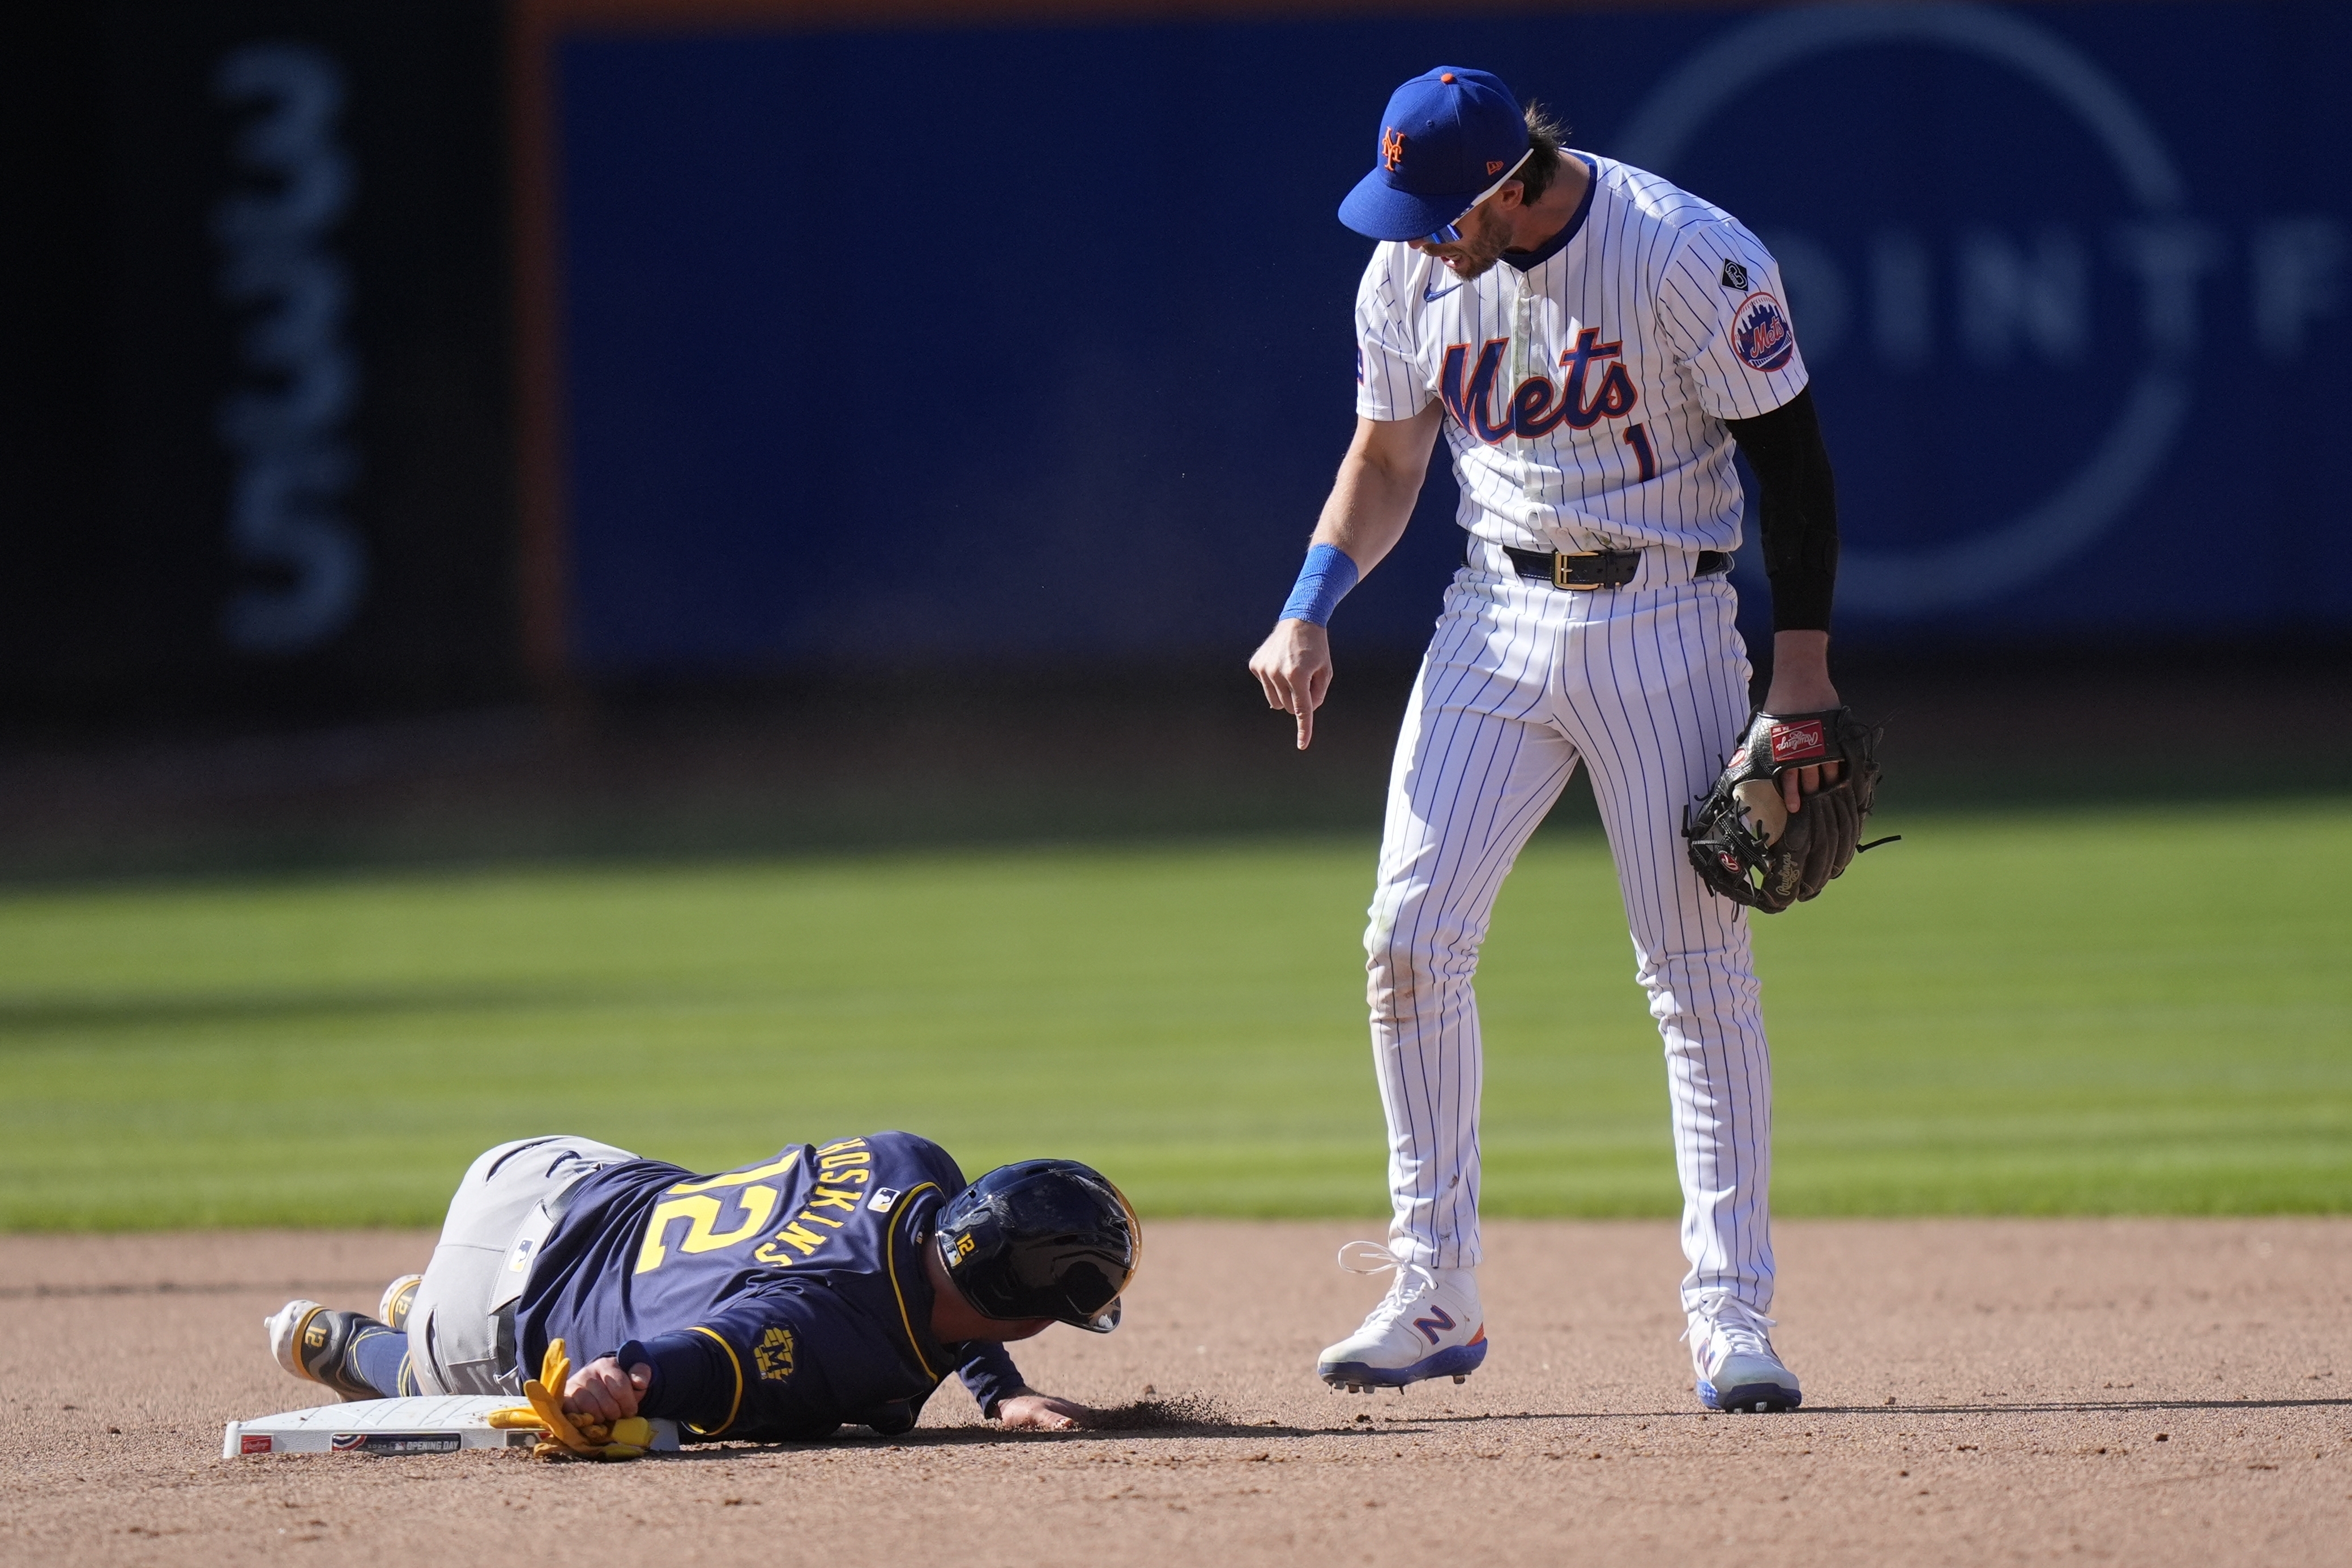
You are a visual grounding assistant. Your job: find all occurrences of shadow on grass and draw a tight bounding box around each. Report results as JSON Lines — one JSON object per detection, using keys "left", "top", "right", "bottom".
{"left": 5, "top": 648, "right": 2346, "bottom": 887}
{"left": 0, "top": 1278, "right": 390, "bottom": 1301}
{"left": 0, "top": 984, "right": 649, "bottom": 1035}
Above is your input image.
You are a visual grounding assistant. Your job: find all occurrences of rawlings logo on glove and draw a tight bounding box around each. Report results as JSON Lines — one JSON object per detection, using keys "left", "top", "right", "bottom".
{"left": 1683, "top": 707, "right": 1896, "bottom": 913}
{"left": 1767, "top": 719, "right": 1825, "bottom": 763}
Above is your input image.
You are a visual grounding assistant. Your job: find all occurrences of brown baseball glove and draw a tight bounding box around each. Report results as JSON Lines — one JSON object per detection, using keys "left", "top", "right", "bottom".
{"left": 1683, "top": 708, "right": 1894, "bottom": 913}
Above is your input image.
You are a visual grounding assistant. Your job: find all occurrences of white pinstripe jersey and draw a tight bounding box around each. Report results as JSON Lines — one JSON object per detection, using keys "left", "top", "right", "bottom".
{"left": 1354, "top": 153, "right": 1808, "bottom": 556}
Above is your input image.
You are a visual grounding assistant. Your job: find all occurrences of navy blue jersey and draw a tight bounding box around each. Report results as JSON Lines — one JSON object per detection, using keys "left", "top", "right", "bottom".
{"left": 516, "top": 1131, "right": 1023, "bottom": 1441}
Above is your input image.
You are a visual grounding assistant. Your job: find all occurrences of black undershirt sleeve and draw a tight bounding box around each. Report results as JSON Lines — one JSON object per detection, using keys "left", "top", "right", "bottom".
{"left": 1722, "top": 384, "right": 1839, "bottom": 634}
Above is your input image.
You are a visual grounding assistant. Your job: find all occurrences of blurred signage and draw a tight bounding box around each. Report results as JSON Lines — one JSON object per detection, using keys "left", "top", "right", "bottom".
{"left": 1611, "top": 3, "right": 2346, "bottom": 632}
{"left": 211, "top": 42, "right": 366, "bottom": 653}
{"left": 539, "top": 2, "right": 2350, "bottom": 672}
{"left": 1, "top": 1, "right": 515, "bottom": 719}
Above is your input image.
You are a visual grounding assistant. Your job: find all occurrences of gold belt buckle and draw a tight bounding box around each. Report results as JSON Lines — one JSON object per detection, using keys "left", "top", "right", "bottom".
{"left": 1552, "top": 552, "right": 1598, "bottom": 590}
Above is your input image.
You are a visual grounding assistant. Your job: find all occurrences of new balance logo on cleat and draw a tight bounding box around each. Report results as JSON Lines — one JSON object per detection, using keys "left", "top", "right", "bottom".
{"left": 1685, "top": 1292, "right": 1803, "bottom": 1414}
{"left": 1316, "top": 1241, "right": 1488, "bottom": 1391}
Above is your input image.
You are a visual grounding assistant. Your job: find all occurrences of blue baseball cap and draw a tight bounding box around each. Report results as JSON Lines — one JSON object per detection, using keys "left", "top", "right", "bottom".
{"left": 1338, "top": 67, "right": 1531, "bottom": 241}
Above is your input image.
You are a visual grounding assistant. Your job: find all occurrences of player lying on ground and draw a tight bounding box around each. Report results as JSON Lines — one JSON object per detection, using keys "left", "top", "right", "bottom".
{"left": 264, "top": 1132, "right": 1138, "bottom": 1440}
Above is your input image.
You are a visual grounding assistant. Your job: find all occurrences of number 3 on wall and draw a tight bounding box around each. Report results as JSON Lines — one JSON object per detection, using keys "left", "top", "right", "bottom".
{"left": 634, "top": 1186, "right": 780, "bottom": 1272}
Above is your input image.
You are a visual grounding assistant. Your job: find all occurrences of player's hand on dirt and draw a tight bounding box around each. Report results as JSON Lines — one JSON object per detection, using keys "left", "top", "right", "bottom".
{"left": 1249, "top": 619, "right": 1334, "bottom": 750}
{"left": 996, "top": 1391, "right": 1090, "bottom": 1431}
{"left": 564, "top": 1356, "right": 651, "bottom": 1424}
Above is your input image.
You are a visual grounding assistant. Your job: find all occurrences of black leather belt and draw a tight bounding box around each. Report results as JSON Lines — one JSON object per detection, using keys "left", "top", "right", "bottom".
{"left": 1495, "top": 544, "right": 1731, "bottom": 589}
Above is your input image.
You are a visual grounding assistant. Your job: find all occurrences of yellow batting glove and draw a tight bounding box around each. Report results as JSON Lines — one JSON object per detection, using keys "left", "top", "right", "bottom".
{"left": 484, "top": 1339, "right": 656, "bottom": 1460}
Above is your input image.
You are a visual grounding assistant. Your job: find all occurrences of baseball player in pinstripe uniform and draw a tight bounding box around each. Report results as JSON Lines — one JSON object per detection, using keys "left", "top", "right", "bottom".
{"left": 1249, "top": 67, "right": 1850, "bottom": 1413}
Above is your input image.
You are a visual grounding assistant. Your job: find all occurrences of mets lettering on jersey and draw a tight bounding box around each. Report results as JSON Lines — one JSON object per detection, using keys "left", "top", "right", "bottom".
{"left": 1437, "top": 327, "right": 1640, "bottom": 441}
{"left": 1355, "top": 153, "right": 1805, "bottom": 555}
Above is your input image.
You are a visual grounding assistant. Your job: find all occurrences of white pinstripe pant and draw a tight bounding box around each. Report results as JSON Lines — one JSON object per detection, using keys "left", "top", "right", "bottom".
{"left": 1365, "top": 559, "right": 1774, "bottom": 1315}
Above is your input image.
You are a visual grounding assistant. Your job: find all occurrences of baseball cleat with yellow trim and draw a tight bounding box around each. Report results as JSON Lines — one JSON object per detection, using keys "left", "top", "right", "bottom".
{"left": 1315, "top": 1240, "right": 1487, "bottom": 1392}
{"left": 377, "top": 1273, "right": 423, "bottom": 1333}
{"left": 263, "top": 1298, "right": 381, "bottom": 1402}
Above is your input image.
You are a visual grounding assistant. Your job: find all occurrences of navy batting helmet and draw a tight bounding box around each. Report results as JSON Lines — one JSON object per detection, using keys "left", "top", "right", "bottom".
{"left": 933, "top": 1160, "right": 1139, "bottom": 1333}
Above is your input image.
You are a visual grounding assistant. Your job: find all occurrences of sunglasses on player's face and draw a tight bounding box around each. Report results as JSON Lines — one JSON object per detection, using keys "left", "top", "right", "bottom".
{"left": 1415, "top": 147, "right": 1538, "bottom": 246}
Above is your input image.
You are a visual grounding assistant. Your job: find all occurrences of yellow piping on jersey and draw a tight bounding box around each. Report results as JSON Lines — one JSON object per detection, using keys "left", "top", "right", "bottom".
{"left": 884, "top": 1181, "right": 944, "bottom": 1381}
{"left": 682, "top": 1325, "right": 744, "bottom": 1437}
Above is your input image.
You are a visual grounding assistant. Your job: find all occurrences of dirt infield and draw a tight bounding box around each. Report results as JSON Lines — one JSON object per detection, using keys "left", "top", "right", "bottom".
{"left": 5, "top": 1220, "right": 2348, "bottom": 1566}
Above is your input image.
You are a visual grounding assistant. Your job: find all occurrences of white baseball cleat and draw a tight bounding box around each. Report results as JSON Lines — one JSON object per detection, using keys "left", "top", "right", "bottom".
{"left": 1684, "top": 1289, "right": 1802, "bottom": 1413}
{"left": 1316, "top": 1240, "right": 1487, "bottom": 1391}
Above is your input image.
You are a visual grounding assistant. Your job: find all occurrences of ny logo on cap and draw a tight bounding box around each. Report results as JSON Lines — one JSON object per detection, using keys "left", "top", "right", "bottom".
{"left": 1382, "top": 126, "right": 1407, "bottom": 170}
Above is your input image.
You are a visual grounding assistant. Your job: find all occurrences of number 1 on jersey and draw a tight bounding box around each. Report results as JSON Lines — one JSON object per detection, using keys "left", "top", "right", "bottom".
{"left": 1622, "top": 423, "right": 1657, "bottom": 484}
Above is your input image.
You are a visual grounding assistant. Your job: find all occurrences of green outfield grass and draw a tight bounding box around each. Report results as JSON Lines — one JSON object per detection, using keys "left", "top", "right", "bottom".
{"left": 1, "top": 797, "right": 2346, "bottom": 1229}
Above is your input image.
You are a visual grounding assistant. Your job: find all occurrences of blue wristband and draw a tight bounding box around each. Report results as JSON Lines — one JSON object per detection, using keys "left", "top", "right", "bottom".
{"left": 1279, "top": 543, "right": 1360, "bottom": 627}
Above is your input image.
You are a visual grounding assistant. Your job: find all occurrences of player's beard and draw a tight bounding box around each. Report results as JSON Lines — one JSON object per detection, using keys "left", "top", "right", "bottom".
{"left": 1425, "top": 206, "right": 1512, "bottom": 280}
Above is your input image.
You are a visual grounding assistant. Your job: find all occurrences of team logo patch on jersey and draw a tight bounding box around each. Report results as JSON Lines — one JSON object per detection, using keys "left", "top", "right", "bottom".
{"left": 1719, "top": 259, "right": 1749, "bottom": 290}
{"left": 1768, "top": 719, "right": 1826, "bottom": 763}
{"left": 1734, "top": 294, "right": 1796, "bottom": 372}
{"left": 753, "top": 1326, "right": 796, "bottom": 1382}
{"left": 868, "top": 1186, "right": 901, "bottom": 1214}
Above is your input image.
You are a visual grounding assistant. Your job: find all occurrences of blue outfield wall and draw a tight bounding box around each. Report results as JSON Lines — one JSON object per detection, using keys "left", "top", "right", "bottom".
{"left": 554, "top": 2, "right": 2350, "bottom": 672}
